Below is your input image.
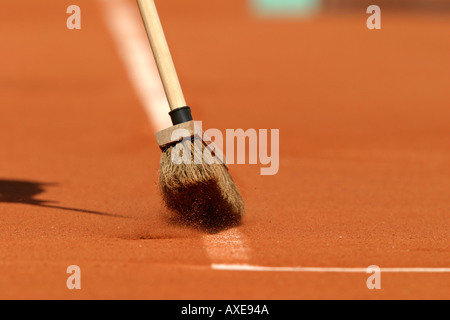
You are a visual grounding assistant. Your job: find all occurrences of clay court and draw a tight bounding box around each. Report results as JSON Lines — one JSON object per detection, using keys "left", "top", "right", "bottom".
{"left": 0, "top": 0, "right": 449, "bottom": 299}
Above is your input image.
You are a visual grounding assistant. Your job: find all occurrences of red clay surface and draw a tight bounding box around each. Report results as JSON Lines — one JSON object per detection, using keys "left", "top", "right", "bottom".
{"left": 0, "top": 0, "right": 449, "bottom": 299}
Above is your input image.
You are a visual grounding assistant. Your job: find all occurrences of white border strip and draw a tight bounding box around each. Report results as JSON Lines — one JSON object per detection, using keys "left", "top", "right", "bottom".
{"left": 212, "top": 264, "right": 450, "bottom": 273}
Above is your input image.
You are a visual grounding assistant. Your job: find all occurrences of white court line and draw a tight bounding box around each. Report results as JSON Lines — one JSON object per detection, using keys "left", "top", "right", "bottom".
{"left": 212, "top": 264, "right": 450, "bottom": 273}
{"left": 99, "top": 0, "right": 172, "bottom": 132}
{"left": 100, "top": 0, "right": 251, "bottom": 265}
{"left": 203, "top": 229, "right": 251, "bottom": 263}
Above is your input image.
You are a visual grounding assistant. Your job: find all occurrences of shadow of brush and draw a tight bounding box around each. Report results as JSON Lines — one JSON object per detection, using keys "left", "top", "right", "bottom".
{"left": 0, "top": 179, "right": 126, "bottom": 218}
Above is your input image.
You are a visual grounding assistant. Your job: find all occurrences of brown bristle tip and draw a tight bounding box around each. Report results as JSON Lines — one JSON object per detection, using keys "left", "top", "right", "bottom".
{"left": 159, "top": 140, "right": 245, "bottom": 231}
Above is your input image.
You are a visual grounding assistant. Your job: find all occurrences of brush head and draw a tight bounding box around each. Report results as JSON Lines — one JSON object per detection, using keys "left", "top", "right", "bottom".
{"left": 159, "top": 139, "right": 244, "bottom": 231}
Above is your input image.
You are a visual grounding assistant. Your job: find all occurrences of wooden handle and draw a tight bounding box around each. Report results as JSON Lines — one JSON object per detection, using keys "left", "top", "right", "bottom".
{"left": 137, "top": 0, "right": 186, "bottom": 111}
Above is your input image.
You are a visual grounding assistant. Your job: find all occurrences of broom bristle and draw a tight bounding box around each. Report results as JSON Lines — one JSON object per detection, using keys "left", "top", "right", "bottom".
{"left": 159, "top": 139, "right": 244, "bottom": 231}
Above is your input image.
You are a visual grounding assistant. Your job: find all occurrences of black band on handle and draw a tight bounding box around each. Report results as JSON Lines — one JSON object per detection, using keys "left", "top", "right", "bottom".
{"left": 169, "top": 106, "right": 193, "bottom": 125}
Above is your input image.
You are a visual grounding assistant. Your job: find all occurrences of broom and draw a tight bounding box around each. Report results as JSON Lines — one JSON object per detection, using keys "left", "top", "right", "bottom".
{"left": 136, "top": 0, "right": 245, "bottom": 229}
